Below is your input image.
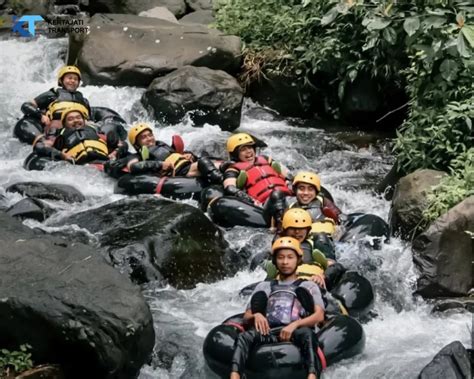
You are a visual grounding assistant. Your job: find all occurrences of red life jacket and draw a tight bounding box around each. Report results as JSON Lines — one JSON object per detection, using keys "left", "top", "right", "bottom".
{"left": 232, "top": 156, "right": 291, "bottom": 203}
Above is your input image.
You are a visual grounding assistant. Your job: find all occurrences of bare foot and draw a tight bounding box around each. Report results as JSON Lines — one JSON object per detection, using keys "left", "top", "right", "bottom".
{"left": 230, "top": 372, "right": 241, "bottom": 379}
{"left": 307, "top": 373, "right": 317, "bottom": 379}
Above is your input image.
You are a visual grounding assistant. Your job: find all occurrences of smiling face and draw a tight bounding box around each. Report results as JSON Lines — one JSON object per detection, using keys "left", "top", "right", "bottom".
{"left": 275, "top": 248, "right": 299, "bottom": 277}
{"left": 237, "top": 144, "right": 256, "bottom": 162}
{"left": 136, "top": 129, "right": 156, "bottom": 147}
{"left": 63, "top": 111, "right": 85, "bottom": 129}
{"left": 295, "top": 183, "right": 318, "bottom": 205}
{"left": 61, "top": 73, "right": 80, "bottom": 91}
{"left": 284, "top": 227, "right": 309, "bottom": 242}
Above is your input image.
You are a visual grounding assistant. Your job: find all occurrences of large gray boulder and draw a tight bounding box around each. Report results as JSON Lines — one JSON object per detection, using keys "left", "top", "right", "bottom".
{"left": 0, "top": 212, "right": 155, "bottom": 379}
{"left": 418, "top": 341, "right": 471, "bottom": 379}
{"left": 75, "top": 14, "right": 241, "bottom": 86}
{"left": 412, "top": 196, "right": 473, "bottom": 298}
{"left": 139, "top": 6, "right": 179, "bottom": 23}
{"left": 389, "top": 169, "right": 447, "bottom": 240}
{"left": 56, "top": 196, "right": 237, "bottom": 288}
{"left": 185, "top": 0, "right": 213, "bottom": 11}
{"left": 6, "top": 181, "right": 85, "bottom": 203}
{"left": 142, "top": 65, "right": 243, "bottom": 130}
{"left": 179, "top": 10, "right": 215, "bottom": 25}
{"left": 87, "top": 0, "right": 187, "bottom": 17}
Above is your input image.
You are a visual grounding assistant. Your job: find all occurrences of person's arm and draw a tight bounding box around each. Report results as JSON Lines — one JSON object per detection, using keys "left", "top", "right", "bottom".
{"left": 279, "top": 305, "right": 325, "bottom": 341}
{"left": 224, "top": 168, "right": 254, "bottom": 203}
{"left": 243, "top": 309, "right": 271, "bottom": 335}
{"left": 127, "top": 157, "right": 173, "bottom": 175}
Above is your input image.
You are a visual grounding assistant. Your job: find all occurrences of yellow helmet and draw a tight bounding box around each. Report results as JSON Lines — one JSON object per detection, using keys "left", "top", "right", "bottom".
{"left": 128, "top": 123, "right": 153, "bottom": 147}
{"left": 60, "top": 103, "right": 89, "bottom": 125}
{"left": 57, "top": 65, "right": 81, "bottom": 85}
{"left": 226, "top": 133, "right": 255, "bottom": 154}
{"left": 282, "top": 208, "right": 312, "bottom": 230}
{"left": 271, "top": 237, "right": 303, "bottom": 257}
{"left": 293, "top": 171, "right": 321, "bottom": 192}
{"left": 311, "top": 218, "right": 336, "bottom": 235}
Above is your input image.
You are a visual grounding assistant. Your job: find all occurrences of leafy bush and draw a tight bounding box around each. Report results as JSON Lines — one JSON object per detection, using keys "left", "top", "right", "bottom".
{"left": 215, "top": 1, "right": 473, "bottom": 209}
{"left": 0, "top": 344, "right": 34, "bottom": 377}
{"left": 423, "top": 148, "right": 474, "bottom": 223}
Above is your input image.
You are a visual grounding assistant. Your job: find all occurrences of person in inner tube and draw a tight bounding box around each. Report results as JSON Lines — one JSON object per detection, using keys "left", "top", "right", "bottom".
{"left": 264, "top": 208, "right": 336, "bottom": 288}
{"left": 223, "top": 132, "right": 293, "bottom": 227}
{"left": 21, "top": 66, "right": 91, "bottom": 133}
{"left": 33, "top": 104, "right": 125, "bottom": 165}
{"left": 126, "top": 123, "right": 223, "bottom": 184}
{"left": 230, "top": 237, "right": 325, "bottom": 379}
{"left": 290, "top": 171, "right": 343, "bottom": 226}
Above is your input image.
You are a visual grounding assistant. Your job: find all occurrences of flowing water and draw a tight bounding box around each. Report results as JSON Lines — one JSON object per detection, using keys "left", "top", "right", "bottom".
{"left": 0, "top": 37, "right": 470, "bottom": 379}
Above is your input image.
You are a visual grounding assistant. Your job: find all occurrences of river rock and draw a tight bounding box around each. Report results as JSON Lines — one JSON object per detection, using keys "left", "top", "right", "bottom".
{"left": 59, "top": 196, "right": 235, "bottom": 288}
{"left": 412, "top": 196, "right": 473, "bottom": 298}
{"left": 139, "top": 6, "right": 179, "bottom": 23}
{"left": 418, "top": 341, "right": 471, "bottom": 379}
{"left": 186, "top": 0, "right": 213, "bottom": 11}
{"left": 0, "top": 212, "right": 155, "bottom": 379}
{"left": 247, "top": 70, "right": 319, "bottom": 117}
{"left": 389, "top": 169, "right": 447, "bottom": 240}
{"left": 431, "top": 298, "right": 474, "bottom": 314}
{"left": 4, "top": 0, "right": 50, "bottom": 15}
{"left": 179, "top": 10, "right": 214, "bottom": 25}
{"left": 86, "top": 0, "right": 186, "bottom": 17}
{"left": 6, "top": 197, "right": 54, "bottom": 221}
{"left": 6, "top": 182, "right": 85, "bottom": 203}
{"left": 142, "top": 65, "right": 243, "bottom": 130}
{"left": 76, "top": 13, "right": 241, "bottom": 86}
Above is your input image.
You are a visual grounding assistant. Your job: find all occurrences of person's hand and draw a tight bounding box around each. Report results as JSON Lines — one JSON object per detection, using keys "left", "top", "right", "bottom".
{"left": 279, "top": 322, "right": 298, "bottom": 341}
{"left": 311, "top": 273, "right": 326, "bottom": 289}
{"left": 253, "top": 313, "right": 270, "bottom": 335}
{"left": 161, "top": 161, "right": 174, "bottom": 175}
{"left": 41, "top": 114, "right": 51, "bottom": 127}
{"left": 183, "top": 152, "right": 195, "bottom": 162}
{"left": 62, "top": 152, "right": 75, "bottom": 164}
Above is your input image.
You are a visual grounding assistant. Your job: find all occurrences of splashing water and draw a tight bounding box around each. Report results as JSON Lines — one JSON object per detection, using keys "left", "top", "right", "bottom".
{"left": 0, "top": 37, "right": 470, "bottom": 379}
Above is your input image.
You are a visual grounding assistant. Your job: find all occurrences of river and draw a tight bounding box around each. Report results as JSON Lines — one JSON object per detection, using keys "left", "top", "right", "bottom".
{"left": 0, "top": 36, "right": 470, "bottom": 379}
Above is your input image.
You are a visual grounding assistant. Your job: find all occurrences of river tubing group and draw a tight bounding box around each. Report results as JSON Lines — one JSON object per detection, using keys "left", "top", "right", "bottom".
{"left": 14, "top": 65, "right": 390, "bottom": 379}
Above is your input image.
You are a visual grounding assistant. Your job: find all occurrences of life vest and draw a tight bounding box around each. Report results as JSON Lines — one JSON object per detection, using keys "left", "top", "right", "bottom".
{"left": 164, "top": 153, "right": 191, "bottom": 176}
{"left": 232, "top": 156, "right": 291, "bottom": 203}
{"left": 59, "top": 126, "right": 108, "bottom": 164}
{"left": 290, "top": 198, "right": 325, "bottom": 222}
{"left": 266, "top": 279, "right": 310, "bottom": 327}
{"left": 46, "top": 88, "right": 89, "bottom": 120}
{"left": 145, "top": 143, "right": 191, "bottom": 176}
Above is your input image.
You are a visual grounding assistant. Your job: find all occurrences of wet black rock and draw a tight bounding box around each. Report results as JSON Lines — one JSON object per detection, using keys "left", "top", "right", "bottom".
{"left": 6, "top": 197, "right": 55, "bottom": 221}
{"left": 418, "top": 341, "right": 471, "bottom": 379}
{"left": 142, "top": 65, "right": 243, "bottom": 131}
{"left": 59, "top": 196, "right": 236, "bottom": 288}
{"left": 6, "top": 181, "right": 85, "bottom": 203}
{"left": 0, "top": 212, "right": 155, "bottom": 379}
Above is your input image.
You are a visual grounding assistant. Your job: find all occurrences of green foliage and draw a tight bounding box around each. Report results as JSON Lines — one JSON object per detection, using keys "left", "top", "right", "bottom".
{"left": 0, "top": 344, "right": 34, "bottom": 376}
{"left": 215, "top": 0, "right": 473, "bottom": 213}
{"left": 423, "top": 148, "right": 474, "bottom": 223}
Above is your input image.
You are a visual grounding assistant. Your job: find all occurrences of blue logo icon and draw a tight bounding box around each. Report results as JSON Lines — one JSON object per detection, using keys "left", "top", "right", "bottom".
{"left": 12, "top": 15, "right": 44, "bottom": 37}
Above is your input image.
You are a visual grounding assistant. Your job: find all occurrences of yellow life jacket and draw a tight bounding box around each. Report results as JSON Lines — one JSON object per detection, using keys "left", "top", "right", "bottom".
{"left": 65, "top": 139, "right": 108, "bottom": 162}
{"left": 164, "top": 153, "right": 192, "bottom": 176}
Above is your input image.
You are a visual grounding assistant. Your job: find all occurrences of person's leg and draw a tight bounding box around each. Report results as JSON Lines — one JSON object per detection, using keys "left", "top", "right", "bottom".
{"left": 197, "top": 157, "right": 223, "bottom": 184}
{"left": 231, "top": 329, "right": 276, "bottom": 377}
{"left": 262, "top": 190, "right": 287, "bottom": 228}
{"left": 292, "top": 327, "right": 322, "bottom": 379}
